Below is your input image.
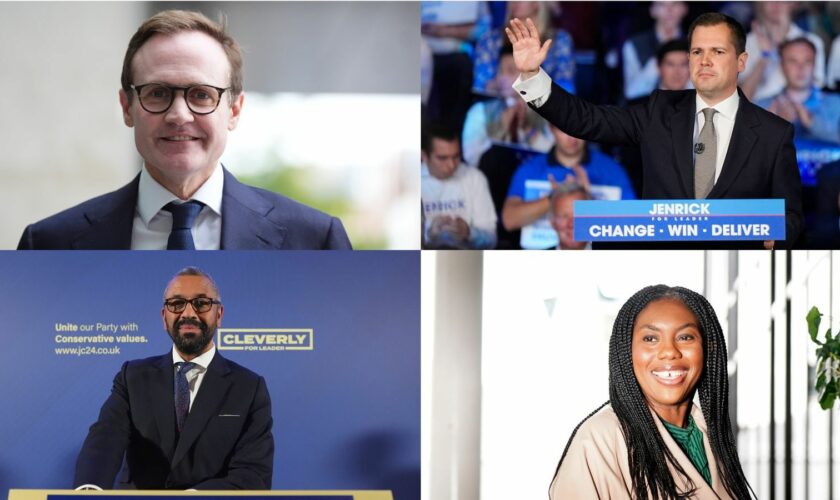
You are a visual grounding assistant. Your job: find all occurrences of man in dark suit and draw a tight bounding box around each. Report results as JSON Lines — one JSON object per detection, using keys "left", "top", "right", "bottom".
{"left": 74, "top": 267, "right": 273, "bottom": 489}
{"left": 18, "top": 168, "right": 349, "bottom": 250}
{"left": 506, "top": 12, "right": 803, "bottom": 248}
{"left": 18, "top": 10, "right": 351, "bottom": 250}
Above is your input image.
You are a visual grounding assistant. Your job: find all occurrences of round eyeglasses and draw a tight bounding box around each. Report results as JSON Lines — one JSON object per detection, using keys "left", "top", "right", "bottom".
{"left": 131, "top": 83, "right": 230, "bottom": 115}
{"left": 164, "top": 297, "right": 221, "bottom": 314}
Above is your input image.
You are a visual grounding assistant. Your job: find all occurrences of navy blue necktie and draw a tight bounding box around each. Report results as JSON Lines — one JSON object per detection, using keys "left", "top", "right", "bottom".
{"left": 174, "top": 361, "right": 197, "bottom": 433}
{"left": 163, "top": 201, "right": 204, "bottom": 250}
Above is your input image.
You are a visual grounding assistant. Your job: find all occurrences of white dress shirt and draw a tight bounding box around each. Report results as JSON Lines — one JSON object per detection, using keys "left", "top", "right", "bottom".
{"left": 694, "top": 90, "right": 739, "bottom": 183}
{"left": 172, "top": 343, "right": 216, "bottom": 411}
{"left": 514, "top": 68, "right": 740, "bottom": 186}
{"left": 131, "top": 165, "right": 224, "bottom": 250}
{"left": 512, "top": 67, "right": 553, "bottom": 107}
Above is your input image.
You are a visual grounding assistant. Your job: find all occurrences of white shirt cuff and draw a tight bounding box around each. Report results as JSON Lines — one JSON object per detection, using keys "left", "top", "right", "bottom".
{"left": 75, "top": 484, "right": 102, "bottom": 491}
{"left": 512, "top": 67, "right": 552, "bottom": 107}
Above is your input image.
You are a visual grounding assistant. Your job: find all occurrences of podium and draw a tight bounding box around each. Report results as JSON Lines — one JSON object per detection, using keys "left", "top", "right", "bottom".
{"left": 8, "top": 491, "right": 393, "bottom": 500}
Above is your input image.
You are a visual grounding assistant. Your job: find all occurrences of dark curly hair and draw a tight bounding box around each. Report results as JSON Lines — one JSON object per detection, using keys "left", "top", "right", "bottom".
{"left": 554, "top": 285, "right": 754, "bottom": 499}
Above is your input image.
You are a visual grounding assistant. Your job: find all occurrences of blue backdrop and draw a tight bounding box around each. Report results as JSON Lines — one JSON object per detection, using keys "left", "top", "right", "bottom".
{"left": 0, "top": 251, "right": 419, "bottom": 499}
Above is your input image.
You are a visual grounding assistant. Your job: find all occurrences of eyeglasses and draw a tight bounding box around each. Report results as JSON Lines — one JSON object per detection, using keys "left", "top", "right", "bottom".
{"left": 131, "top": 83, "right": 230, "bottom": 115}
{"left": 164, "top": 297, "right": 221, "bottom": 313}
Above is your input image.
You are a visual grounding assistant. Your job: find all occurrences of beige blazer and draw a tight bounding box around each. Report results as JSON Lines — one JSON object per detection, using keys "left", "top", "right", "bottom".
{"left": 549, "top": 404, "right": 735, "bottom": 499}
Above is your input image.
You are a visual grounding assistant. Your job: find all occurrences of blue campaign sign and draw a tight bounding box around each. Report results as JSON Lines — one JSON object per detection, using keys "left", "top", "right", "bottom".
{"left": 795, "top": 137, "right": 840, "bottom": 187}
{"left": 573, "top": 199, "right": 786, "bottom": 242}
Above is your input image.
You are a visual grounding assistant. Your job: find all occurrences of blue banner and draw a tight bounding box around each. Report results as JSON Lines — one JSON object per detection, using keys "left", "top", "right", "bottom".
{"left": 573, "top": 199, "right": 786, "bottom": 242}
{"left": 795, "top": 137, "right": 840, "bottom": 187}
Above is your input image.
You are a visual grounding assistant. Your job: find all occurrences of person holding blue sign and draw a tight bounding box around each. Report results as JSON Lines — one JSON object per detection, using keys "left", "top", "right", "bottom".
{"left": 550, "top": 285, "right": 753, "bottom": 499}
{"left": 501, "top": 125, "right": 636, "bottom": 249}
{"left": 74, "top": 267, "right": 273, "bottom": 490}
{"left": 506, "top": 12, "right": 803, "bottom": 248}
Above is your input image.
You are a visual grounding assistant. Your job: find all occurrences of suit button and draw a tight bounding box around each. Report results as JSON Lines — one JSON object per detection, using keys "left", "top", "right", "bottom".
{"left": 520, "top": 91, "right": 527, "bottom": 95}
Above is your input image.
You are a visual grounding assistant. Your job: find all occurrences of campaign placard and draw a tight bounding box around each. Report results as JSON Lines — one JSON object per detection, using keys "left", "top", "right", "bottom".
{"left": 520, "top": 179, "right": 622, "bottom": 249}
{"left": 573, "top": 199, "right": 785, "bottom": 242}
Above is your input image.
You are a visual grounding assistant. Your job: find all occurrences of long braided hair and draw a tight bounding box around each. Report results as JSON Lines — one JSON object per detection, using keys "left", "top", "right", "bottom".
{"left": 554, "top": 285, "right": 754, "bottom": 499}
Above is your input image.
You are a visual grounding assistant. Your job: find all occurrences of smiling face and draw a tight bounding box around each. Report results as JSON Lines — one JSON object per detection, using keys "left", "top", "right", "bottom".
{"left": 162, "top": 274, "right": 223, "bottom": 358}
{"left": 689, "top": 23, "right": 747, "bottom": 105}
{"left": 119, "top": 30, "right": 243, "bottom": 198}
{"left": 632, "top": 299, "right": 704, "bottom": 421}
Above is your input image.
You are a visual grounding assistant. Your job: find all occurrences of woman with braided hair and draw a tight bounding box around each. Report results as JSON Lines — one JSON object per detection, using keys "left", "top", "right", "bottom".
{"left": 550, "top": 285, "right": 754, "bottom": 499}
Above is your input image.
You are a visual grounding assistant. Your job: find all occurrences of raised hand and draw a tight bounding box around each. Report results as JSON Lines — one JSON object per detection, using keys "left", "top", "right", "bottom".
{"left": 570, "top": 163, "right": 592, "bottom": 195}
{"left": 504, "top": 18, "right": 552, "bottom": 79}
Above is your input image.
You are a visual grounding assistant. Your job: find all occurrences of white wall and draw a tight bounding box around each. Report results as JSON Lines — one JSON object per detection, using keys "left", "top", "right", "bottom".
{"left": 0, "top": 2, "right": 143, "bottom": 248}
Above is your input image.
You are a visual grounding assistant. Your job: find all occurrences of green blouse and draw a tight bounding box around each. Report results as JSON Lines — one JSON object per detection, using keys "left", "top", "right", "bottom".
{"left": 661, "top": 415, "right": 712, "bottom": 486}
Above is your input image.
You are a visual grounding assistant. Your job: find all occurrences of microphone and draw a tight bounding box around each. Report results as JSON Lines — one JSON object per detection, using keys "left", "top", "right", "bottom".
{"left": 694, "top": 143, "right": 705, "bottom": 154}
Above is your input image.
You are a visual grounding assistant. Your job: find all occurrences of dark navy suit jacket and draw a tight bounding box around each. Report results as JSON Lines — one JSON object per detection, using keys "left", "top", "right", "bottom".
{"left": 73, "top": 351, "right": 273, "bottom": 489}
{"left": 529, "top": 83, "right": 804, "bottom": 247}
{"left": 17, "top": 168, "right": 352, "bottom": 249}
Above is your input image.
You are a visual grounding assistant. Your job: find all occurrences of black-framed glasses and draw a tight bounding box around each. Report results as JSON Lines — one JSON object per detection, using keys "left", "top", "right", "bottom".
{"left": 131, "top": 83, "right": 230, "bottom": 115}
{"left": 164, "top": 297, "right": 221, "bottom": 313}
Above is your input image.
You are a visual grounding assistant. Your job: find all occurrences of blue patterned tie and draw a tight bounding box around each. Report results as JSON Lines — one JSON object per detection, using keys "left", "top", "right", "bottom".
{"left": 174, "top": 361, "right": 196, "bottom": 432}
{"left": 163, "top": 201, "right": 204, "bottom": 250}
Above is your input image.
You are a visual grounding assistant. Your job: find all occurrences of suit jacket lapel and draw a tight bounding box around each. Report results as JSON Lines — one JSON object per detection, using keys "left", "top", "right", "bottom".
{"left": 219, "top": 168, "right": 287, "bottom": 249}
{"left": 708, "top": 92, "right": 759, "bottom": 198}
{"left": 71, "top": 174, "right": 139, "bottom": 249}
{"left": 669, "top": 93, "right": 696, "bottom": 198}
{"left": 171, "top": 353, "right": 232, "bottom": 468}
{"left": 693, "top": 407, "right": 728, "bottom": 498}
{"left": 150, "top": 354, "right": 178, "bottom": 462}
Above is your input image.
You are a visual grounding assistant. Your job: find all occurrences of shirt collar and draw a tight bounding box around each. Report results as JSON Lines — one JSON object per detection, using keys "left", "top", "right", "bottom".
{"left": 696, "top": 88, "right": 739, "bottom": 120}
{"left": 421, "top": 162, "right": 430, "bottom": 177}
{"left": 421, "top": 161, "right": 465, "bottom": 180}
{"left": 172, "top": 343, "right": 216, "bottom": 371}
{"left": 137, "top": 164, "right": 225, "bottom": 226}
{"left": 661, "top": 413, "right": 698, "bottom": 438}
{"left": 803, "top": 87, "right": 821, "bottom": 106}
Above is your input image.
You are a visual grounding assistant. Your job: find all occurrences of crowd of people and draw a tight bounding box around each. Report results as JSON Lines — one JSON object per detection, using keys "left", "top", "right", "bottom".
{"left": 421, "top": 1, "right": 840, "bottom": 249}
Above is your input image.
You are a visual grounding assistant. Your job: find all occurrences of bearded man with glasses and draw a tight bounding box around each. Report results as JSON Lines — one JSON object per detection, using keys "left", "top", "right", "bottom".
{"left": 74, "top": 267, "right": 274, "bottom": 490}
{"left": 18, "top": 10, "right": 351, "bottom": 250}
